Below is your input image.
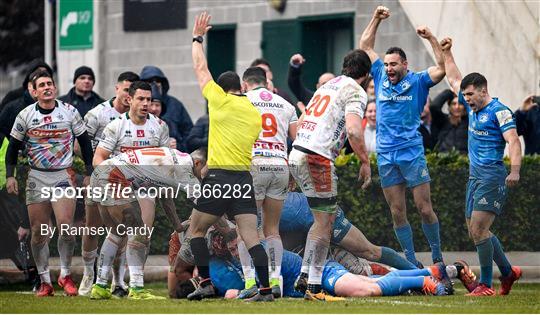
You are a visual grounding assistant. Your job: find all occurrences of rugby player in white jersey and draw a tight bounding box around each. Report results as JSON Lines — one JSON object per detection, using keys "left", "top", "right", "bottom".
{"left": 91, "top": 81, "right": 170, "bottom": 299}
{"left": 78, "top": 71, "right": 140, "bottom": 297}
{"left": 288, "top": 50, "right": 372, "bottom": 301}
{"left": 89, "top": 147, "right": 206, "bottom": 300}
{"left": 5, "top": 70, "right": 94, "bottom": 297}
{"left": 234, "top": 67, "right": 298, "bottom": 299}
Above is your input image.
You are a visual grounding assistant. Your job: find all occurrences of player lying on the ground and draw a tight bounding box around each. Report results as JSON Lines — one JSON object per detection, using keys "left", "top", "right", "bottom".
{"left": 174, "top": 249, "right": 458, "bottom": 299}
{"left": 168, "top": 219, "right": 477, "bottom": 299}
{"left": 277, "top": 192, "right": 478, "bottom": 294}
{"left": 89, "top": 146, "right": 206, "bottom": 300}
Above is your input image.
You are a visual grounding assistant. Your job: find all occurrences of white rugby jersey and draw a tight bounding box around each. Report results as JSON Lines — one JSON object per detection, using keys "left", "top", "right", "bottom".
{"left": 84, "top": 98, "right": 122, "bottom": 151}
{"left": 10, "top": 100, "right": 86, "bottom": 169}
{"left": 247, "top": 88, "right": 298, "bottom": 159}
{"left": 293, "top": 75, "right": 367, "bottom": 161}
{"left": 109, "top": 147, "right": 198, "bottom": 191}
{"left": 97, "top": 112, "right": 169, "bottom": 156}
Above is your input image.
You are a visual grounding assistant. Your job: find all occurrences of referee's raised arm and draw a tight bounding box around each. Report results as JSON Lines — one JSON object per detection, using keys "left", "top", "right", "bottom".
{"left": 191, "top": 12, "right": 213, "bottom": 91}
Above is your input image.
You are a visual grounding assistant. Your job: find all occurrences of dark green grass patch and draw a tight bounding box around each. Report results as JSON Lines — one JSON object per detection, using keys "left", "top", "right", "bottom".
{"left": 1, "top": 283, "right": 538, "bottom": 313}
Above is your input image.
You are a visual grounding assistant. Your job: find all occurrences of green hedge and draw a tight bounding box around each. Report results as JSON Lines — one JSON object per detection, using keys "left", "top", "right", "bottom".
{"left": 18, "top": 152, "right": 540, "bottom": 255}
{"left": 335, "top": 151, "right": 540, "bottom": 253}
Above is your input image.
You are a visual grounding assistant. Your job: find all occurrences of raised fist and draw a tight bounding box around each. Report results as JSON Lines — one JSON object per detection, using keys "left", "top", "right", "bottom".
{"left": 290, "top": 54, "right": 305, "bottom": 66}
{"left": 374, "top": 6, "right": 390, "bottom": 19}
{"left": 440, "top": 37, "right": 452, "bottom": 51}
{"left": 416, "top": 26, "right": 433, "bottom": 39}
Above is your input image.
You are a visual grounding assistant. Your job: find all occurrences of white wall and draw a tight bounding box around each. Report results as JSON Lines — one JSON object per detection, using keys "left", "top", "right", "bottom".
{"left": 399, "top": 0, "right": 540, "bottom": 109}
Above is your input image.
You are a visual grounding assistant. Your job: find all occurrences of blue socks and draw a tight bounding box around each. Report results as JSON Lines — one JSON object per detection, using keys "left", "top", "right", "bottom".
{"left": 476, "top": 238, "right": 494, "bottom": 287}
{"left": 422, "top": 222, "right": 443, "bottom": 262}
{"left": 491, "top": 235, "right": 512, "bottom": 277}
{"left": 378, "top": 247, "right": 418, "bottom": 270}
{"left": 394, "top": 224, "right": 417, "bottom": 265}
{"left": 376, "top": 275, "right": 424, "bottom": 296}
{"left": 386, "top": 269, "right": 431, "bottom": 278}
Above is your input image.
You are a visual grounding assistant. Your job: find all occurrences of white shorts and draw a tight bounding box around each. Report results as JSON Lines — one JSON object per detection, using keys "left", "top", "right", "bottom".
{"left": 90, "top": 161, "right": 135, "bottom": 207}
{"left": 26, "top": 168, "right": 75, "bottom": 205}
{"left": 250, "top": 156, "right": 289, "bottom": 201}
{"left": 288, "top": 149, "right": 338, "bottom": 200}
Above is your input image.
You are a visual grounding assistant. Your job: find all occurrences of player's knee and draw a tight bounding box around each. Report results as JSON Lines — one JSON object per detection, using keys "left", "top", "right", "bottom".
{"left": 31, "top": 228, "right": 48, "bottom": 245}
{"left": 469, "top": 224, "right": 489, "bottom": 242}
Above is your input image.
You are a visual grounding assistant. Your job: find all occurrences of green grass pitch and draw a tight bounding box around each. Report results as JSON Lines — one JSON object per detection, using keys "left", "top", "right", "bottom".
{"left": 1, "top": 283, "right": 539, "bottom": 313}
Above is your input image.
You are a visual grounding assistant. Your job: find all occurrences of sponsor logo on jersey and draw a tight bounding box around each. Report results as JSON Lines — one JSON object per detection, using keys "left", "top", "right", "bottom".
{"left": 137, "top": 130, "right": 145, "bottom": 137}
{"left": 27, "top": 128, "right": 69, "bottom": 137}
{"left": 125, "top": 130, "right": 132, "bottom": 137}
{"left": 478, "top": 197, "right": 488, "bottom": 205}
{"left": 469, "top": 126, "right": 489, "bottom": 136}
{"left": 57, "top": 114, "right": 64, "bottom": 121}
{"left": 479, "top": 113, "right": 489, "bottom": 123}
{"left": 259, "top": 90, "right": 273, "bottom": 102}
{"left": 43, "top": 124, "right": 58, "bottom": 130}
{"left": 378, "top": 93, "right": 413, "bottom": 102}
{"left": 43, "top": 116, "right": 52, "bottom": 124}
{"left": 494, "top": 201, "right": 501, "bottom": 209}
{"left": 421, "top": 168, "right": 429, "bottom": 177}
{"left": 32, "top": 118, "right": 39, "bottom": 125}
{"left": 16, "top": 123, "right": 24, "bottom": 132}
{"left": 299, "top": 120, "right": 317, "bottom": 131}
{"left": 495, "top": 110, "right": 513, "bottom": 127}
{"left": 253, "top": 140, "right": 285, "bottom": 152}
{"left": 400, "top": 80, "right": 411, "bottom": 90}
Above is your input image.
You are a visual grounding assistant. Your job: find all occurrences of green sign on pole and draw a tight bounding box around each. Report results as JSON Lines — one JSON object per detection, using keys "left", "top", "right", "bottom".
{"left": 59, "top": 0, "right": 93, "bottom": 50}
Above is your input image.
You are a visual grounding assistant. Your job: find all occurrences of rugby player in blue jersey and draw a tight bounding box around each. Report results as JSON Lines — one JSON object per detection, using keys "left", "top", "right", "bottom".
{"left": 174, "top": 250, "right": 449, "bottom": 299}
{"left": 441, "top": 38, "right": 522, "bottom": 296}
{"left": 359, "top": 6, "right": 447, "bottom": 269}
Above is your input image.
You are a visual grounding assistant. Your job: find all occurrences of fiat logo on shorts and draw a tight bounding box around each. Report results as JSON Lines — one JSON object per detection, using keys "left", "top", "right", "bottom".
{"left": 260, "top": 90, "right": 272, "bottom": 101}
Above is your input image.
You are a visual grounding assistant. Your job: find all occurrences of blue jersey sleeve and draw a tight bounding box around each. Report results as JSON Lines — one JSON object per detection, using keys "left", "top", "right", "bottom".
{"left": 458, "top": 91, "right": 472, "bottom": 114}
{"left": 493, "top": 106, "right": 516, "bottom": 133}
{"left": 370, "top": 59, "right": 385, "bottom": 85}
{"left": 418, "top": 70, "right": 435, "bottom": 89}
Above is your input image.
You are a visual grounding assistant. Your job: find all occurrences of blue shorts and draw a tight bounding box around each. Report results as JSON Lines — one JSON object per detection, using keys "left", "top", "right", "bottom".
{"left": 377, "top": 145, "right": 431, "bottom": 188}
{"left": 331, "top": 208, "right": 352, "bottom": 244}
{"left": 465, "top": 178, "right": 507, "bottom": 218}
{"left": 321, "top": 260, "right": 349, "bottom": 296}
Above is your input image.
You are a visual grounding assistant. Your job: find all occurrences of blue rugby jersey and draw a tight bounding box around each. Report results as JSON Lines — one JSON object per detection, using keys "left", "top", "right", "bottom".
{"left": 371, "top": 59, "right": 434, "bottom": 153}
{"left": 458, "top": 92, "right": 516, "bottom": 181}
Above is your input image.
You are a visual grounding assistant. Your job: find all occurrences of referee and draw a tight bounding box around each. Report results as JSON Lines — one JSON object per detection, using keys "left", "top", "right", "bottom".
{"left": 187, "top": 12, "right": 272, "bottom": 302}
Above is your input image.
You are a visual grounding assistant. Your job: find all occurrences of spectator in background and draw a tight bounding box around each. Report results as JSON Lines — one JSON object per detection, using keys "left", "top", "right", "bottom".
{"left": 251, "top": 58, "right": 294, "bottom": 104}
{"left": 287, "top": 53, "right": 335, "bottom": 105}
{"left": 366, "top": 77, "right": 375, "bottom": 98}
{"left": 0, "top": 60, "right": 53, "bottom": 110}
{"left": 430, "top": 89, "right": 468, "bottom": 153}
{"left": 149, "top": 83, "right": 177, "bottom": 149}
{"left": 186, "top": 111, "right": 209, "bottom": 153}
{"left": 0, "top": 61, "right": 54, "bottom": 140}
{"left": 364, "top": 100, "right": 377, "bottom": 153}
{"left": 515, "top": 95, "right": 540, "bottom": 155}
{"left": 140, "top": 65, "right": 193, "bottom": 152}
{"left": 419, "top": 99, "right": 434, "bottom": 152}
{"left": 59, "top": 66, "right": 104, "bottom": 117}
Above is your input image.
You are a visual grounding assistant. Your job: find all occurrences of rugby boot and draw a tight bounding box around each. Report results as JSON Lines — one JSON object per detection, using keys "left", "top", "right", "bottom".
{"left": 58, "top": 275, "right": 78, "bottom": 296}
{"left": 111, "top": 285, "right": 129, "bottom": 298}
{"left": 428, "top": 262, "right": 454, "bottom": 295}
{"left": 294, "top": 272, "right": 308, "bottom": 293}
{"left": 499, "top": 266, "right": 522, "bottom": 295}
{"left": 237, "top": 285, "right": 258, "bottom": 299}
{"left": 128, "top": 287, "right": 166, "bottom": 300}
{"left": 244, "top": 287, "right": 275, "bottom": 302}
{"left": 187, "top": 278, "right": 216, "bottom": 301}
{"left": 466, "top": 283, "right": 495, "bottom": 296}
{"left": 90, "top": 284, "right": 112, "bottom": 300}
{"left": 422, "top": 276, "right": 447, "bottom": 296}
{"left": 454, "top": 260, "right": 479, "bottom": 293}
{"left": 304, "top": 290, "right": 345, "bottom": 301}
{"left": 78, "top": 274, "right": 94, "bottom": 297}
{"left": 36, "top": 282, "right": 54, "bottom": 297}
